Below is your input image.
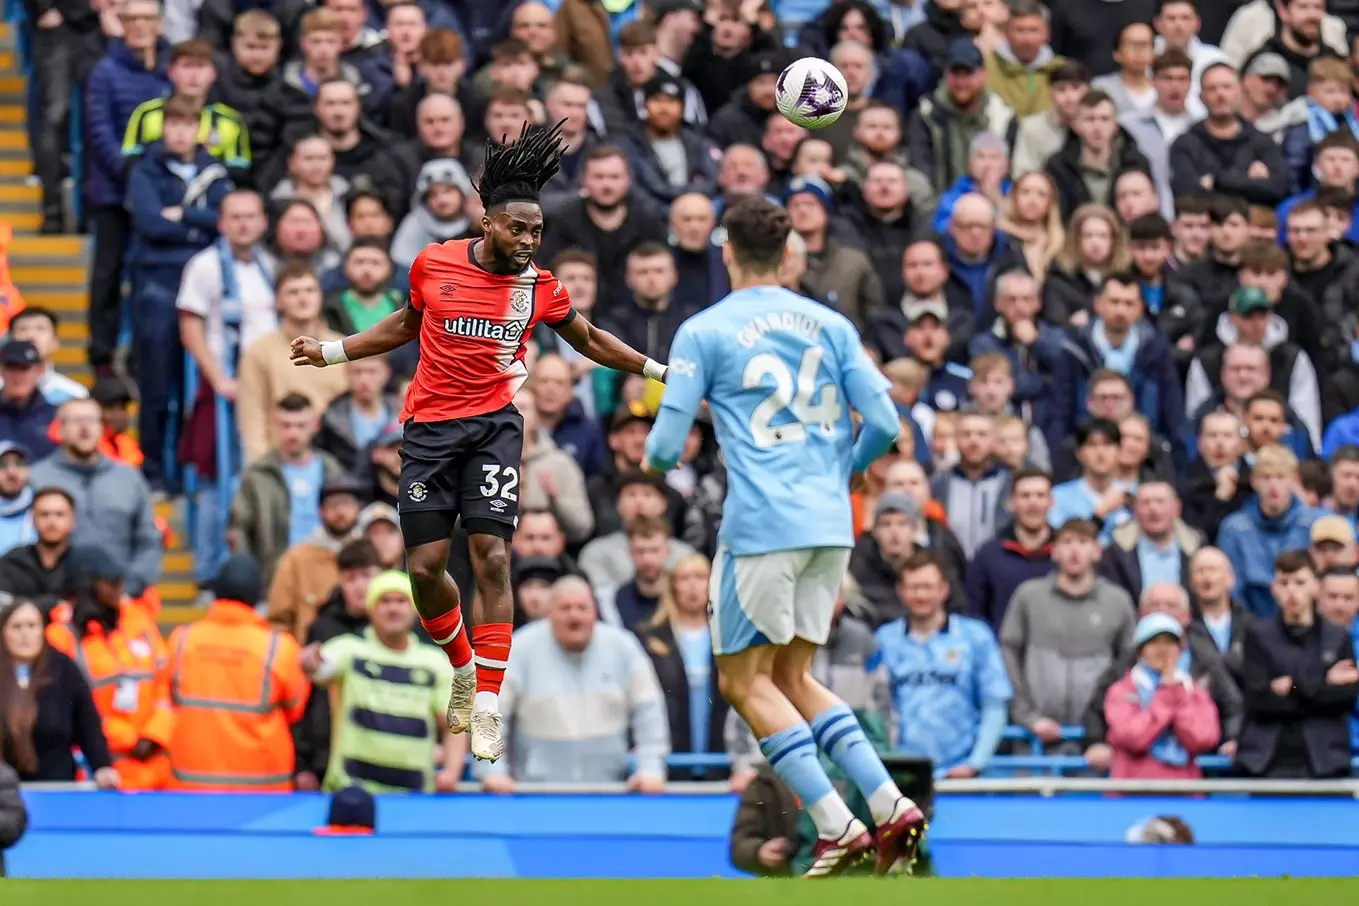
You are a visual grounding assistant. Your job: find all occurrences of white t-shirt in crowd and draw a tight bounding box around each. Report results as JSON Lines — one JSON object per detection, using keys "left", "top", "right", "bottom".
{"left": 175, "top": 246, "right": 279, "bottom": 360}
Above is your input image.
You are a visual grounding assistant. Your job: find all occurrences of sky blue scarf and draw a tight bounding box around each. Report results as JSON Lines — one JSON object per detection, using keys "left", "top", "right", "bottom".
{"left": 1306, "top": 98, "right": 1359, "bottom": 145}
{"left": 1091, "top": 320, "right": 1139, "bottom": 376}
{"left": 1132, "top": 662, "right": 1191, "bottom": 767}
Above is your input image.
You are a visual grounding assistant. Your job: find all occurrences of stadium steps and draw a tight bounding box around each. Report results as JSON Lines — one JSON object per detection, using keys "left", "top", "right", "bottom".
{"left": 0, "top": 30, "right": 201, "bottom": 627}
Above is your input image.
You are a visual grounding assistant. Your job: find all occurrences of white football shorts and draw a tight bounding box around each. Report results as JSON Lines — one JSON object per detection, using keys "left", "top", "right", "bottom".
{"left": 708, "top": 544, "right": 852, "bottom": 656}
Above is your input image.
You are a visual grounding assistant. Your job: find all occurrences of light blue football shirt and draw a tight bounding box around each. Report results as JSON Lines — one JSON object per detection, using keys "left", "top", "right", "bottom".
{"left": 646, "top": 285, "right": 894, "bottom": 557}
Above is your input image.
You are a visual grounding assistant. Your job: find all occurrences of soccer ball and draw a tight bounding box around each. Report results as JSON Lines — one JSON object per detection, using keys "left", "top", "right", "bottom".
{"left": 775, "top": 57, "right": 849, "bottom": 130}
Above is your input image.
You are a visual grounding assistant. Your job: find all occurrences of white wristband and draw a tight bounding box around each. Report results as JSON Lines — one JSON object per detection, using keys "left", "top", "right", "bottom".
{"left": 643, "top": 358, "right": 667, "bottom": 382}
{"left": 320, "top": 340, "right": 349, "bottom": 366}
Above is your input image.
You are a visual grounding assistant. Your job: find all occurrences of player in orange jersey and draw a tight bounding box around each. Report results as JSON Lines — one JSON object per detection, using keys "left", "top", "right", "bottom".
{"left": 290, "top": 122, "right": 669, "bottom": 763}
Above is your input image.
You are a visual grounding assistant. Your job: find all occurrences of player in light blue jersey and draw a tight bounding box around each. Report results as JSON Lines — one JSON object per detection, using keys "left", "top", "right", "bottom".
{"left": 643, "top": 197, "right": 926, "bottom": 877}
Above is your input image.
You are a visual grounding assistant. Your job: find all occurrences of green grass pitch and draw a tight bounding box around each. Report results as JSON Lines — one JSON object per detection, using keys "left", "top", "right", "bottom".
{"left": 3, "top": 879, "right": 1358, "bottom": 905}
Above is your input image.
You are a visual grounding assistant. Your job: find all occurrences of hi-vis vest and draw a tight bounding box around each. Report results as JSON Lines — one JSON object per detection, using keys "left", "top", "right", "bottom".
{"left": 167, "top": 600, "right": 309, "bottom": 791}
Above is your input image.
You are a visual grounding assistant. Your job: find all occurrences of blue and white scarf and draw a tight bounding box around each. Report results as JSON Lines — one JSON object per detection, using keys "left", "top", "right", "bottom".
{"left": 1091, "top": 320, "right": 1140, "bottom": 376}
{"left": 1306, "top": 98, "right": 1359, "bottom": 145}
{"left": 1132, "top": 661, "right": 1192, "bottom": 767}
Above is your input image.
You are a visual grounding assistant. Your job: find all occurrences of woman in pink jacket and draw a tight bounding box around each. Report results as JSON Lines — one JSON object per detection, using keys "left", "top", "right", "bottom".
{"left": 1104, "top": 613, "right": 1222, "bottom": 779}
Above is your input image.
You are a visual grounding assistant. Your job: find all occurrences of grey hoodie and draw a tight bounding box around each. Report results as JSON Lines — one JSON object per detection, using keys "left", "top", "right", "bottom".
{"left": 1000, "top": 573, "right": 1135, "bottom": 726}
{"left": 29, "top": 452, "right": 163, "bottom": 595}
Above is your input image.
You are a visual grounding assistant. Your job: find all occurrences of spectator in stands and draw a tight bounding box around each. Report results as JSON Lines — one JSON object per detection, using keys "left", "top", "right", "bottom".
{"left": 1001, "top": 518, "right": 1136, "bottom": 748}
{"left": 0, "top": 442, "right": 33, "bottom": 557}
{"left": 622, "top": 73, "right": 719, "bottom": 208}
{"left": 84, "top": 0, "right": 170, "bottom": 375}
{"left": 0, "top": 599, "right": 116, "bottom": 786}
{"left": 1057, "top": 271, "right": 1185, "bottom": 440}
{"left": 606, "top": 243, "right": 695, "bottom": 363}
{"left": 1090, "top": 22, "right": 1157, "bottom": 118}
{"left": 44, "top": 546, "right": 173, "bottom": 790}
{"left": 909, "top": 40, "right": 1016, "bottom": 196}
{"left": 1045, "top": 91, "right": 1152, "bottom": 221}
{"left": 229, "top": 394, "right": 350, "bottom": 586}
{"left": 868, "top": 239, "right": 973, "bottom": 365}
{"left": 901, "top": 299, "right": 971, "bottom": 413}
{"left": 983, "top": 0, "right": 1062, "bottom": 120}
{"left": 267, "top": 199, "right": 338, "bottom": 275}
{"left": 933, "top": 131, "right": 1012, "bottom": 237}
{"left": 374, "top": 93, "right": 467, "bottom": 223}
{"left": 513, "top": 508, "right": 580, "bottom": 580}
{"left": 317, "top": 357, "right": 397, "bottom": 475}
{"left": 478, "top": 576, "right": 669, "bottom": 790}
{"left": 5, "top": 309, "right": 87, "bottom": 405}
{"left": 1012, "top": 59, "right": 1088, "bottom": 177}
{"left": 514, "top": 387, "right": 594, "bottom": 545}
{"left": 27, "top": 0, "right": 99, "bottom": 230}
{"left": 1218, "top": 444, "right": 1323, "bottom": 618}
{"left": 300, "top": 570, "right": 462, "bottom": 792}
{"left": 1120, "top": 50, "right": 1196, "bottom": 218}
{"left": 31, "top": 399, "right": 161, "bottom": 598}
{"left": 291, "top": 538, "right": 382, "bottom": 788}
{"left": 322, "top": 240, "right": 404, "bottom": 336}
{"left": 268, "top": 132, "right": 352, "bottom": 249}
{"left": 386, "top": 28, "right": 463, "bottom": 140}
{"left": 0, "top": 341, "right": 57, "bottom": 461}
{"left": 877, "top": 551, "right": 1011, "bottom": 778}
{"left": 588, "top": 407, "right": 674, "bottom": 536}
{"left": 966, "top": 468, "right": 1055, "bottom": 632}
{"left": 390, "top": 158, "right": 477, "bottom": 270}
{"left": 1049, "top": 418, "right": 1134, "bottom": 543}
{"left": 533, "top": 351, "right": 606, "bottom": 477}
{"left": 636, "top": 553, "right": 730, "bottom": 779}
{"left": 931, "top": 412, "right": 1011, "bottom": 558}
{"left": 1316, "top": 566, "right": 1359, "bottom": 755}
{"left": 267, "top": 477, "right": 363, "bottom": 641}
{"left": 1281, "top": 57, "right": 1359, "bottom": 194}
{"left": 357, "top": 421, "right": 401, "bottom": 507}
{"left": 851, "top": 492, "right": 965, "bottom": 625}
{"left": 1102, "top": 611, "right": 1222, "bottom": 779}
{"left": 0, "top": 487, "right": 73, "bottom": 613}
{"left": 359, "top": 503, "right": 402, "bottom": 570}
{"left": 597, "top": 515, "right": 672, "bottom": 631}
{"left": 123, "top": 38, "right": 251, "bottom": 179}
{"left": 1188, "top": 546, "right": 1251, "bottom": 687}
{"left": 706, "top": 47, "right": 783, "bottom": 150}
{"left": 126, "top": 93, "right": 233, "bottom": 490}
{"left": 782, "top": 176, "right": 886, "bottom": 332}
{"left": 168, "top": 555, "right": 310, "bottom": 790}
{"left": 238, "top": 264, "right": 351, "bottom": 463}
{"left": 1169, "top": 62, "right": 1289, "bottom": 208}
{"left": 1237, "top": 550, "right": 1359, "bottom": 778}
{"left": 579, "top": 471, "right": 697, "bottom": 591}
{"left": 213, "top": 11, "right": 282, "bottom": 123}
{"left": 255, "top": 9, "right": 371, "bottom": 166}
{"left": 1309, "top": 515, "right": 1358, "bottom": 573}
{"left": 538, "top": 146, "right": 668, "bottom": 317}
{"left": 1101, "top": 481, "right": 1204, "bottom": 604}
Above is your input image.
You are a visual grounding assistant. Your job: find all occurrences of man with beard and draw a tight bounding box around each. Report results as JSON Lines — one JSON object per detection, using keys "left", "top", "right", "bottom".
{"left": 266, "top": 477, "right": 364, "bottom": 640}
{"left": 604, "top": 243, "right": 696, "bottom": 365}
{"left": 1170, "top": 62, "right": 1289, "bottom": 207}
{"left": 536, "top": 146, "right": 668, "bottom": 318}
{"left": 0, "top": 486, "right": 75, "bottom": 612}
{"left": 265, "top": 78, "right": 389, "bottom": 189}
{"left": 908, "top": 40, "right": 1017, "bottom": 195}
{"left": 624, "top": 73, "right": 721, "bottom": 208}
{"left": 1242, "top": 0, "right": 1331, "bottom": 98}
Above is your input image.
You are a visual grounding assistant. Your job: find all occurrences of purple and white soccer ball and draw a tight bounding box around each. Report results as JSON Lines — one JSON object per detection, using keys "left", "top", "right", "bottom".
{"left": 775, "top": 57, "right": 849, "bottom": 129}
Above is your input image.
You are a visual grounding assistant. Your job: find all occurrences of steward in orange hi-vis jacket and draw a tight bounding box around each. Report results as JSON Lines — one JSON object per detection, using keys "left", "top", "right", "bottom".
{"left": 46, "top": 546, "right": 174, "bottom": 790}
{"left": 167, "top": 555, "right": 310, "bottom": 791}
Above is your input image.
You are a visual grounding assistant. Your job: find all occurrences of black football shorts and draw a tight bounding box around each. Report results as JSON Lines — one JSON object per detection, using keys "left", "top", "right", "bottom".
{"left": 398, "top": 404, "right": 524, "bottom": 544}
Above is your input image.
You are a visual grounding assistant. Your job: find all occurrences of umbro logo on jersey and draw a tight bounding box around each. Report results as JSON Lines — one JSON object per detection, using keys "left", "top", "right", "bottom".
{"left": 443, "top": 316, "right": 527, "bottom": 343}
{"left": 670, "top": 357, "right": 697, "bottom": 378}
{"left": 440, "top": 284, "right": 456, "bottom": 295}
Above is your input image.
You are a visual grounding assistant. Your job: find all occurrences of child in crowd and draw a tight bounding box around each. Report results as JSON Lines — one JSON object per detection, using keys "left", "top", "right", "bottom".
{"left": 968, "top": 353, "right": 1050, "bottom": 470}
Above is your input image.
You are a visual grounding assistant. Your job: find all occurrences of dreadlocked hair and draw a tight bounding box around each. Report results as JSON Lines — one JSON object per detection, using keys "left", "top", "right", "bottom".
{"left": 476, "top": 119, "right": 568, "bottom": 211}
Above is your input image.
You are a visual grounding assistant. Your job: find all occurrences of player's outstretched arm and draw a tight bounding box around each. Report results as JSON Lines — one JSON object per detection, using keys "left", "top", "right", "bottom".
{"left": 290, "top": 305, "right": 422, "bottom": 368}
{"left": 552, "top": 310, "right": 668, "bottom": 383}
{"left": 841, "top": 343, "right": 901, "bottom": 473}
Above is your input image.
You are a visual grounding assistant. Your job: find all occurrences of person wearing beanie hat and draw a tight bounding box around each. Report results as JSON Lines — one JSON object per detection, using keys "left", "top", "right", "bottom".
{"left": 784, "top": 175, "right": 885, "bottom": 332}
{"left": 390, "top": 158, "right": 477, "bottom": 271}
{"left": 1102, "top": 611, "right": 1221, "bottom": 779}
{"left": 624, "top": 72, "right": 722, "bottom": 208}
{"left": 300, "top": 568, "right": 462, "bottom": 793}
{"left": 166, "top": 553, "right": 311, "bottom": 792}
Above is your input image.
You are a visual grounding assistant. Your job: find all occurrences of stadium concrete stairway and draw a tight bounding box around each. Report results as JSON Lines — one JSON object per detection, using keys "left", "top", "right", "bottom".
{"left": 0, "top": 30, "right": 201, "bottom": 628}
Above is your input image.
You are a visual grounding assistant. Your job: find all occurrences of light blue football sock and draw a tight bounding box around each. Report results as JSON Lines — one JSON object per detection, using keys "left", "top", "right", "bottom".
{"left": 810, "top": 702, "right": 901, "bottom": 823}
{"left": 759, "top": 722, "right": 853, "bottom": 838}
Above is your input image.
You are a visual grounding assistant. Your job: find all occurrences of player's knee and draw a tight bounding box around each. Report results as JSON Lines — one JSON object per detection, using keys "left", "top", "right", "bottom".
{"left": 469, "top": 537, "right": 511, "bottom": 591}
{"left": 406, "top": 547, "right": 445, "bottom": 588}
